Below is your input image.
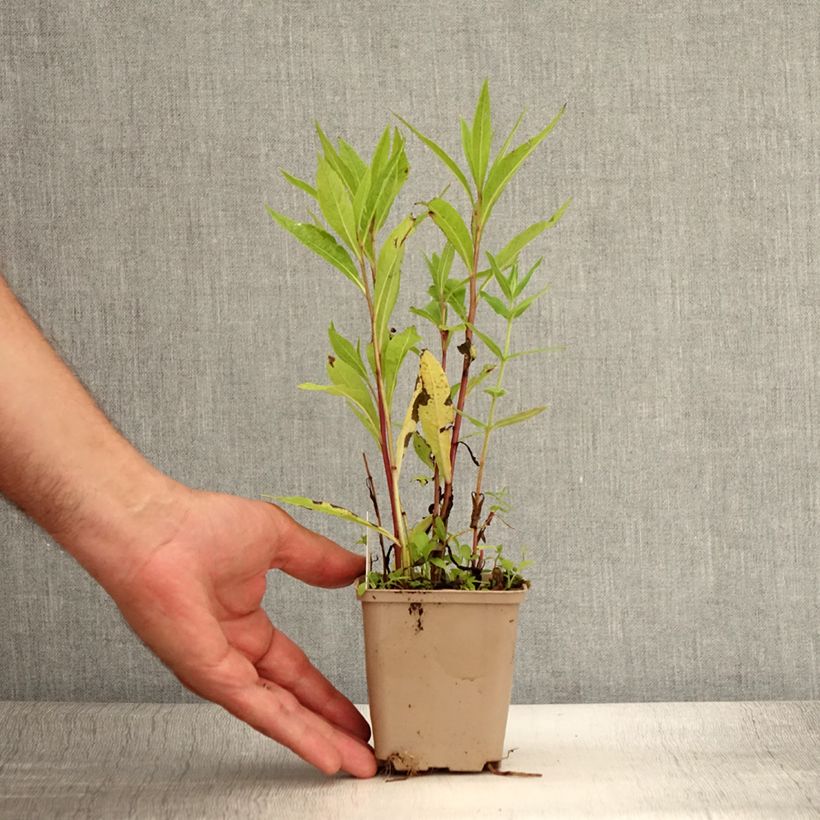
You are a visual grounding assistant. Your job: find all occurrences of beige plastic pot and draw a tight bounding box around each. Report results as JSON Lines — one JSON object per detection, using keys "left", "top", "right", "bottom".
{"left": 359, "top": 586, "right": 526, "bottom": 772}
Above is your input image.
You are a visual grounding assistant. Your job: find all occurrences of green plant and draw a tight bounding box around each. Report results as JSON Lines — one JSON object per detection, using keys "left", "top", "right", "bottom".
{"left": 264, "top": 81, "right": 569, "bottom": 591}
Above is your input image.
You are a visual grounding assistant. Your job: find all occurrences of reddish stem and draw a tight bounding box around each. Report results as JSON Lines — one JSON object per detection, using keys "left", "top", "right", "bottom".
{"left": 440, "top": 219, "right": 482, "bottom": 525}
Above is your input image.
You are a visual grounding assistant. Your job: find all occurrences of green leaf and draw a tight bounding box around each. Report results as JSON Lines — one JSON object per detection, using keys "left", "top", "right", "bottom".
{"left": 370, "top": 126, "right": 392, "bottom": 178}
{"left": 301, "top": 356, "right": 379, "bottom": 442}
{"left": 407, "top": 515, "right": 433, "bottom": 544}
{"left": 506, "top": 344, "right": 566, "bottom": 361}
{"left": 430, "top": 556, "right": 450, "bottom": 570}
{"left": 513, "top": 257, "right": 543, "bottom": 297}
{"left": 460, "top": 117, "right": 477, "bottom": 186}
{"left": 395, "top": 375, "right": 423, "bottom": 480}
{"left": 495, "top": 224, "right": 548, "bottom": 272}
{"left": 352, "top": 165, "right": 373, "bottom": 235}
{"left": 547, "top": 193, "right": 572, "bottom": 226}
{"left": 393, "top": 113, "right": 474, "bottom": 203}
{"left": 512, "top": 285, "right": 550, "bottom": 318}
{"left": 428, "top": 243, "right": 456, "bottom": 296}
{"left": 451, "top": 362, "right": 496, "bottom": 400}
{"left": 347, "top": 127, "right": 400, "bottom": 240}
{"left": 382, "top": 326, "right": 422, "bottom": 407}
{"left": 442, "top": 277, "right": 466, "bottom": 313}
{"left": 493, "top": 406, "right": 547, "bottom": 429}
{"left": 465, "top": 321, "right": 503, "bottom": 360}
{"left": 337, "top": 139, "right": 368, "bottom": 183}
{"left": 371, "top": 134, "right": 409, "bottom": 231}
{"left": 365, "top": 341, "right": 376, "bottom": 377}
{"left": 327, "top": 356, "right": 374, "bottom": 410}
{"left": 410, "top": 530, "right": 432, "bottom": 563}
{"left": 471, "top": 79, "right": 492, "bottom": 189}
{"left": 300, "top": 368, "right": 379, "bottom": 444}
{"left": 426, "top": 197, "right": 473, "bottom": 269}
{"left": 479, "top": 290, "right": 512, "bottom": 320}
{"left": 328, "top": 322, "right": 368, "bottom": 380}
{"left": 486, "top": 252, "right": 513, "bottom": 300}
{"left": 281, "top": 169, "right": 318, "bottom": 199}
{"left": 412, "top": 431, "right": 435, "bottom": 469}
{"left": 483, "top": 104, "right": 566, "bottom": 222}
{"left": 266, "top": 207, "right": 363, "bottom": 293}
{"left": 375, "top": 215, "right": 417, "bottom": 347}
{"left": 495, "top": 196, "right": 572, "bottom": 270}
{"left": 410, "top": 301, "right": 440, "bottom": 327}
{"left": 484, "top": 386, "right": 507, "bottom": 398}
{"left": 456, "top": 408, "right": 488, "bottom": 429}
{"left": 264, "top": 495, "right": 399, "bottom": 547}
{"left": 417, "top": 350, "right": 454, "bottom": 483}
{"left": 315, "top": 123, "right": 357, "bottom": 192}
{"left": 316, "top": 157, "right": 358, "bottom": 251}
{"left": 497, "top": 108, "right": 526, "bottom": 160}
{"left": 476, "top": 267, "right": 493, "bottom": 292}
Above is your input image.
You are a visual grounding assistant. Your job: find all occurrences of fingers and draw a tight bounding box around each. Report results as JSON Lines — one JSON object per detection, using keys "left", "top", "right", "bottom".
{"left": 230, "top": 678, "right": 377, "bottom": 779}
{"left": 186, "top": 649, "right": 376, "bottom": 778}
{"left": 221, "top": 609, "right": 371, "bottom": 742}
{"left": 264, "top": 503, "right": 365, "bottom": 588}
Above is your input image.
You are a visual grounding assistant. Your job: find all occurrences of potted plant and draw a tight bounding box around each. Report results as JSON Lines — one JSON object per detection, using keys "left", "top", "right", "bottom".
{"left": 265, "top": 82, "right": 569, "bottom": 773}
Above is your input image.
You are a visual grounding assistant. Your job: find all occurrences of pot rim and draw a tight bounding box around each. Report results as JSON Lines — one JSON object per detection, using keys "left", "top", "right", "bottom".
{"left": 357, "top": 584, "right": 527, "bottom": 604}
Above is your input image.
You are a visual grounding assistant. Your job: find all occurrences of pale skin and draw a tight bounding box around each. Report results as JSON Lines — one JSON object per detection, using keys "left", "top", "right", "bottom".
{"left": 0, "top": 275, "right": 377, "bottom": 778}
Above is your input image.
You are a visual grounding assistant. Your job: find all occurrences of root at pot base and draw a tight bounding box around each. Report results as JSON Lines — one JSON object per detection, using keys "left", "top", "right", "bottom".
{"left": 379, "top": 758, "right": 542, "bottom": 780}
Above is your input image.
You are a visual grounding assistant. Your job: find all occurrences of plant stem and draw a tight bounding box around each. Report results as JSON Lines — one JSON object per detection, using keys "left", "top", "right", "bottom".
{"left": 441, "top": 217, "right": 483, "bottom": 525}
{"left": 362, "top": 451, "right": 388, "bottom": 578}
{"left": 359, "top": 255, "right": 406, "bottom": 567}
{"left": 471, "top": 312, "right": 513, "bottom": 553}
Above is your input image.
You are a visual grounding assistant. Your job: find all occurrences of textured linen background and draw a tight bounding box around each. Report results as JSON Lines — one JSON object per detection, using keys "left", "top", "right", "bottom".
{"left": 0, "top": 1, "right": 817, "bottom": 704}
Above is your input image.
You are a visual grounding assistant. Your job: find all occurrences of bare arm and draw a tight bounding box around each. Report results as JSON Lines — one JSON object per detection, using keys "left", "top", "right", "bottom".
{"left": 0, "top": 275, "right": 181, "bottom": 582}
{"left": 0, "top": 275, "right": 376, "bottom": 778}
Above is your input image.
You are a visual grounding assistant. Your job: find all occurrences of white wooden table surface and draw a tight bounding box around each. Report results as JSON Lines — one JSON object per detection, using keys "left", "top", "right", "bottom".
{"left": 0, "top": 701, "right": 817, "bottom": 819}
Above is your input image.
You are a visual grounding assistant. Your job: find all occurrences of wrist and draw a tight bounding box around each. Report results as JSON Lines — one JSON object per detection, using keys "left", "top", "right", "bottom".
{"left": 51, "top": 452, "right": 193, "bottom": 594}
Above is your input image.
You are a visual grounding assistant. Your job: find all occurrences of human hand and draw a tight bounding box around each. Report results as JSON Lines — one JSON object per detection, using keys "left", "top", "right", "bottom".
{"left": 101, "top": 485, "right": 377, "bottom": 778}
{"left": 0, "top": 278, "right": 374, "bottom": 776}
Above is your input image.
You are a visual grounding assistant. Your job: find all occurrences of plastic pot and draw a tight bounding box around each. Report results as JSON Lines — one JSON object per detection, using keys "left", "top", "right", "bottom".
{"left": 359, "top": 586, "right": 526, "bottom": 772}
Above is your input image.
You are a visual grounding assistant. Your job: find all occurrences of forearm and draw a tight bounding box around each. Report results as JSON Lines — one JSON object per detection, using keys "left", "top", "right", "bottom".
{"left": 0, "top": 276, "right": 184, "bottom": 588}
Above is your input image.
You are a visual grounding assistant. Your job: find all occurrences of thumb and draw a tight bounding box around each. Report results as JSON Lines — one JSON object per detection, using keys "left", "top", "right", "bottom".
{"left": 263, "top": 502, "right": 366, "bottom": 588}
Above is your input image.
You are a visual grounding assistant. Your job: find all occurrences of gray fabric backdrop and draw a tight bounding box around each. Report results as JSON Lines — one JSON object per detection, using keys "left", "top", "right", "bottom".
{"left": 0, "top": 1, "right": 817, "bottom": 705}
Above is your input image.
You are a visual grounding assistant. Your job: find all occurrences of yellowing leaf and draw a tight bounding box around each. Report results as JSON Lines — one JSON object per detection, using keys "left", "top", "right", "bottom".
{"left": 417, "top": 350, "right": 454, "bottom": 483}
